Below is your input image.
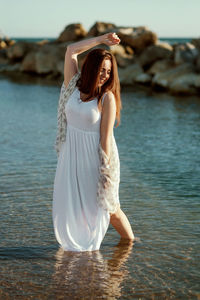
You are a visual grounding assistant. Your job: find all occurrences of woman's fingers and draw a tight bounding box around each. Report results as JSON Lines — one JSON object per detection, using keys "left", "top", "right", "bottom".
{"left": 104, "top": 32, "right": 120, "bottom": 45}
{"left": 109, "top": 32, "right": 120, "bottom": 42}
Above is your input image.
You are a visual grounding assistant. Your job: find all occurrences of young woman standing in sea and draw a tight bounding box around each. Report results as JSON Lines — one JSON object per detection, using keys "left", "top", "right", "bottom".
{"left": 53, "top": 32, "right": 134, "bottom": 251}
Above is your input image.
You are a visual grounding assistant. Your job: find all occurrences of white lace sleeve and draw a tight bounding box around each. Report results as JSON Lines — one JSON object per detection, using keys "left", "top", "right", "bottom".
{"left": 97, "top": 135, "right": 120, "bottom": 214}
{"left": 54, "top": 72, "right": 81, "bottom": 157}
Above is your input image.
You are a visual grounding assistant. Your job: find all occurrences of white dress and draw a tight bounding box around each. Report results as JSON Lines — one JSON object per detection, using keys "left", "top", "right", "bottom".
{"left": 53, "top": 84, "right": 120, "bottom": 252}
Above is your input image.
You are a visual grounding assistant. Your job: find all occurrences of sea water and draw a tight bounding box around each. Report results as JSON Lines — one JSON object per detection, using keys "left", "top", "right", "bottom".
{"left": 0, "top": 76, "right": 199, "bottom": 299}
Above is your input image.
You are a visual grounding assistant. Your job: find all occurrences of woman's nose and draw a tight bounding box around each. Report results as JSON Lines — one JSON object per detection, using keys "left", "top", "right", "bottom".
{"left": 102, "top": 71, "right": 106, "bottom": 78}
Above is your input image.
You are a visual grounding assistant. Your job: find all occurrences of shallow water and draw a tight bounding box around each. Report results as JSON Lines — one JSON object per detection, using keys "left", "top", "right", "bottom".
{"left": 0, "top": 77, "right": 199, "bottom": 299}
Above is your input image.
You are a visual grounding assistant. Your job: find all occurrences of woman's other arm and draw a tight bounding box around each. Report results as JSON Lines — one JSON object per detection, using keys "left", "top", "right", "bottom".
{"left": 100, "top": 92, "right": 116, "bottom": 161}
{"left": 64, "top": 33, "right": 120, "bottom": 88}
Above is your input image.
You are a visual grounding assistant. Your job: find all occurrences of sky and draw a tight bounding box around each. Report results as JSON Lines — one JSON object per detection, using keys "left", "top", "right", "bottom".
{"left": 1, "top": 0, "right": 199, "bottom": 38}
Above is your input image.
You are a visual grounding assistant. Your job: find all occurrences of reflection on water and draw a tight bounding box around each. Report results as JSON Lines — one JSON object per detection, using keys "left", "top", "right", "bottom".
{"left": 53, "top": 239, "right": 133, "bottom": 299}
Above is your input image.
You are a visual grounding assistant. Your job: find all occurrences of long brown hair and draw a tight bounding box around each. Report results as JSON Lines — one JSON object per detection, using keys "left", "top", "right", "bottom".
{"left": 77, "top": 48, "right": 122, "bottom": 127}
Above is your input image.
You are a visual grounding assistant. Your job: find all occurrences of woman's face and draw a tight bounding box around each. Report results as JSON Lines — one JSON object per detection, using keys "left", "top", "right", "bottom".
{"left": 98, "top": 59, "right": 112, "bottom": 87}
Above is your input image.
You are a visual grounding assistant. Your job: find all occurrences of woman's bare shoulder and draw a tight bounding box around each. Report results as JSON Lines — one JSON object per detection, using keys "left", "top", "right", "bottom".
{"left": 103, "top": 91, "right": 116, "bottom": 108}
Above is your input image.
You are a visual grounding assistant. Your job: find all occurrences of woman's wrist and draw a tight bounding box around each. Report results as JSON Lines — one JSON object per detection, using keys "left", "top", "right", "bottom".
{"left": 96, "top": 34, "right": 106, "bottom": 45}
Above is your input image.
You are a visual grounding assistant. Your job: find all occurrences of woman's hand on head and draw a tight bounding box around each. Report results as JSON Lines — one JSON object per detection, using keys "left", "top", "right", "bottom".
{"left": 101, "top": 33, "right": 121, "bottom": 46}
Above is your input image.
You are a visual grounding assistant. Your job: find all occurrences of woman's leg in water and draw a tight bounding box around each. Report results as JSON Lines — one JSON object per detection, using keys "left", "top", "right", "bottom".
{"left": 110, "top": 206, "right": 134, "bottom": 240}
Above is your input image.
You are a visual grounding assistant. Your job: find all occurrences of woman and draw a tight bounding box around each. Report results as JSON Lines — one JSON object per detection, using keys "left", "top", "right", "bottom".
{"left": 53, "top": 32, "right": 134, "bottom": 252}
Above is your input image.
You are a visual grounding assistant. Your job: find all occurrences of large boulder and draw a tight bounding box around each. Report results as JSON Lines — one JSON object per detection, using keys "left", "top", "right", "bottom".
{"left": 191, "top": 38, "right": 200, "bottom": 50}
{"left": 57, "top": 23, "right": 87, "bottom": 42}
{"left": 169, "top": 73, "right": 200, "bottom": 95}
{"left": 174, "top": 42, "right": 199, "bottom": 65}
{"left": 118, "top": 63, "right": 144, "bottom": 85}
{"left": 115, "top": 53, "right": 134, "bottom": 68}
{"left": 147, "top": 59, "right": 174, "bottom": 75}
{"left": 138, "top": 42, "right": 173, "bottom": 68}
{"left": 6, "top": 42, "right": 38, "bottom": 61}
{"left": 134, "top": 73, "right": 152, "bottom": 84}
{"left": 152, "top": 63, "right": 195, "bottom": 89}
{"left": 116, "top": 26, "right": 158, "bottom": 53}
{"left": 20, "top": 52, "right": 37, "bottom": 73}
{"left": 110, "top": 44, "right": 134, "bottom": 68}
{"left": 21, "top": 43, "right": 66, "bottom": 74}
{"left": 87, "top": 22, "right": 116, "bottom": 36}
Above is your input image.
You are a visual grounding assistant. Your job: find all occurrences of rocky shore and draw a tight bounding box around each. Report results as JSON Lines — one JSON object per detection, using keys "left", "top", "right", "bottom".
{"left": 0, "top": 22, "right": 200, "bottom": 96}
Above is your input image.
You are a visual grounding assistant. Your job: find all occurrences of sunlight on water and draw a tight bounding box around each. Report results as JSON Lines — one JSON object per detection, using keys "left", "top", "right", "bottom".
{"left": 0, "top": 77, "right": 199, "bottom": 299}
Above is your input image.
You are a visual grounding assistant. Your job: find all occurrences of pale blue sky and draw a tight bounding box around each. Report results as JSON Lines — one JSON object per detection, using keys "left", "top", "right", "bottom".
{"left": 1, "top": 0, "right": 199, "bottom": 38}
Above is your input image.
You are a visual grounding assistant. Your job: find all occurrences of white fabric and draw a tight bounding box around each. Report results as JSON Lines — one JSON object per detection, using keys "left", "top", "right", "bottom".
{"left": 53, "top": 86, "right": 120, "bottom": 252}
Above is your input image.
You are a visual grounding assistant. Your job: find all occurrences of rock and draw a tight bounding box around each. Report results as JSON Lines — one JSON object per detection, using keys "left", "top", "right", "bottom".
{"left": 116, "top": 27, "right": 158, "bottom": 53}
{"left": 118, "top": 63, "right": 144, "bottom": 85}
{"left": 139, "top": 42, "right": 173, "bottom": 68}
{"left": 57, "top": 23, "right": 87, "bottom": 42}
{"left": 174, "top": 42, "right": 199, "bottom": 65}
{"left": 134, "top": 73, "right": 152, "bottom": 84}
{"left": 195, "top": 55, "right": 200, "bottom": 73}
{"left": 36, "top": 39, "right": 49, "bottom": 46}
{"left": 125, "top": 45, "right": 134, "bottom": 55}
{"left": 147, "top": 59, "right": 174, "bottom": 75}
{"left": 169, "top": 73, "right": 200, "bottom": 95}
{"left": 191, "top": 38, "right": 200, "bottom": 50}
{"left": 56, "top": 60, "right": 64, "bottom": 75}
{"left": 109, "top": 44, "right": 126, "bottom": 56}
{"left": 6, "top": 42, "right": 38, "bottom": 61}
{"left": 21, "top": 43, "right": 65, "bottom": 74}
{"left": 110, "top": 44, "right": 134, "bottom": 68}
{"left": 0, "top": 63, "right": 21, "bottom": 72}
{"left": 20, "top": 52, "right": 37, "bottom": 73}
{"left": 87, "top": 22, "right": 116, "bottom": 36}
{"left": 152, "top": 63, "right": 195, "bottom": 88}
{"left": 0, "top": 41, "right": 7, "bottom": 49}
{"left": 115, "top": 53, "right": 134, "bottom": 68}
{"left": 0, "top": 49, "right": 9, "bottom": 64}
{"left": 0, "top": 37, "right": 15, "bottom": 49}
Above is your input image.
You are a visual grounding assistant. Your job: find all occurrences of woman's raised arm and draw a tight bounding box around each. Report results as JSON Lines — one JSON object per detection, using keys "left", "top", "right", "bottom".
{"left": 64, "top": 33, "right": 120, "bottom": 88}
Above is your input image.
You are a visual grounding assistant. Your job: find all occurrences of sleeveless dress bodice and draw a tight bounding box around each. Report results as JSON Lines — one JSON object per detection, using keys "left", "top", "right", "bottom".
{"left": 66, "top": 87, "right": 101, "bottom": 132}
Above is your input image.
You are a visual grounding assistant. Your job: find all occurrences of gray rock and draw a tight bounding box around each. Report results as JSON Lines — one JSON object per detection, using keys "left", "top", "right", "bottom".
{"left": 118, "top": 63, "right": 144, "bottom": 85}
{"left": 139, "top": 42, "right": 173, "bottom": 68}
{"left": 109, "top": 45, "right": 134, "bottom": 67}
{"left": 57, "top": 23, "right": 87, "bottom": 42}
{"left": 116, "top": 26, "right": 157, "bottom": 53}
{"left": 21, "top": 43, "right": 66, "bottom": 74}
{"left": 20, "top": 52, "right": 37, "bottom": 72}
{"left": 115, "top": 53, "right": 134, "bottom": 68}
{"left": 152, "top": 63, "right": 195, "bottom": 88}
{"left": 174, "top": 42, "right": 199, "bottom": 65}
{"left": 169, "top": 73, "right": 200, "bottom": 95}
{"left": 6, "top": 42, "right": 38, "bottom": 61}
{"left": 147, "top": 59, "right": 174, "bottom": 75}
{"left": 134, "top": 73, "right": 152, "bottom": 84}
{"left": 0, "top": 63, "right": 21, "bottom": 72}
{"left": 87, "top": 22, "right": 116, "bottom": 36}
